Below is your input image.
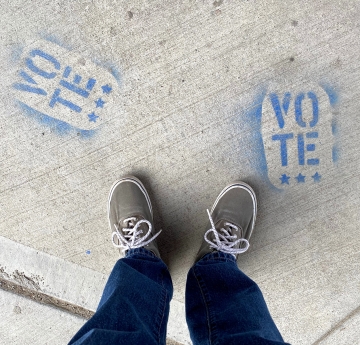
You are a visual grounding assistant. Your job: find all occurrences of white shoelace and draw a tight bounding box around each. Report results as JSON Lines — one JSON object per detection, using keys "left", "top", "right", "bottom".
{"left": 204, "top": 209, "right": 250, "bottom": 256}
{"left": 112, "top": 217, "right": 162, "bottom": 253}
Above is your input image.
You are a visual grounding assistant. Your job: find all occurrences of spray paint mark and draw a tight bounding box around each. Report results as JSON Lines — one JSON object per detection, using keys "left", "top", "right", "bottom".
{"left": 10, "top": 44, "right": 24, "bottom": 64}
{"left": 322, "top": 82, "right": 341, "bottom": 164}
{"left": 17, "top": 101, "right": 95, "bottom": 138}
{"left": 245, "top": 83, "right": 339, "bottom": 190}
{"left": 12, "top": 35, "right": 121, "bottom": 136}
{"left": 40, "top": 32, "right": 74, "bottom": 50}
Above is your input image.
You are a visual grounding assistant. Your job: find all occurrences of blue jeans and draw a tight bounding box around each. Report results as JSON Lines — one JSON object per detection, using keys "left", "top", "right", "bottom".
{"left": 69, "top": 248, "right": 289, "bottom": 345}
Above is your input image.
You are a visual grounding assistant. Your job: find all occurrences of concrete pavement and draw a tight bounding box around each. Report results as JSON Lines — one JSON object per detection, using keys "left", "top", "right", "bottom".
{"left": 0, "top": 0, "right": 359, "bottom": 343}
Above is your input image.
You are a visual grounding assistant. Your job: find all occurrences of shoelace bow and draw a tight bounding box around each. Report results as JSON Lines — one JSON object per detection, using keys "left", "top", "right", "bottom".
{"left": 112, "top": 217, "right": 162, "bottom": 253}
{"left": 204, "top": 209, "right": 250, "bottom": 255}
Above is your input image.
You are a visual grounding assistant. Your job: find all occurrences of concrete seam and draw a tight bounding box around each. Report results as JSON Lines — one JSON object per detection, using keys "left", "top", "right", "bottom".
{"left": 0, "top": 276, "right": 184, "bottom": 345}
{"left": 311, "top": 304, "right": 360, "bottom": 345}
{"left": 0, "top": 276, "right": 94, "bottom": 319}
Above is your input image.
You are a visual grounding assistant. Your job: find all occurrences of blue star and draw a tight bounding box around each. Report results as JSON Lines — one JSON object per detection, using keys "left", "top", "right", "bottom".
{"left": 88, "top": 112, "right": 99, "bottom": 122}
{"left": 101, "top": 84, "right": 112, "bottom": 94}
{"left": 312, "top": 172, "right": 321, "bottom": 182}
{"left": 280, "top": 174, "right": 290, "bottom": 184}
{"left": 95, "top": 98, "right": 105, "bottom": 108}
{"left": 295, "top": 173, "right": 306, "bottom": 183}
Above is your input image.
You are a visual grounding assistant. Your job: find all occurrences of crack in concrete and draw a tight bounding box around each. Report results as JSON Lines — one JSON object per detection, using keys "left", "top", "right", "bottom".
{"left": 0, "top": 266, "right": 43, "bottom": 291}
{"left": 311, "top": 304, "right": 360, "bottom": 345}
{"left": 0, "top": 276, "right": 93, "bottom": 319}
{"left": 0, "top": 276, "right": 183, "bottom": 345}
{"left": 12, "top": 269, "right": 42, "bottom": 291}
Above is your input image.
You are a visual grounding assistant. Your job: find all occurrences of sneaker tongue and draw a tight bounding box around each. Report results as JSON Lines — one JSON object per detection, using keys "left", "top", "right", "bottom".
{"left": 120, "top": 216, "right": 153, "bottom": 237}
{"left": 215, "top": 219, "right": 244, "bottom": 238}
{"left": 125, "top": 219, "right": 136, "bottom": 228}
{"left": 120, "top": 215, "right": 142, "bottom": 227}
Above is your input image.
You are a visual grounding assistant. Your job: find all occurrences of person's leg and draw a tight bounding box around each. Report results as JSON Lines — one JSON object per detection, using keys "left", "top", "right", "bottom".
{"left": 185, "top": 182, "right": 290, "bottom": 345}
{"left": 186, "top": 252, "right": 287, "bottom": 345}
{"left": 69, "top": 248, "right": 172, "bottom": 345}
{"left": 69, "top": 176, "right": 172, "bottom": 345}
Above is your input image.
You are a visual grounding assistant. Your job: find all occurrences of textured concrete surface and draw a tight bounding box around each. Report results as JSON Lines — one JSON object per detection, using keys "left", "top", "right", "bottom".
{"left": 1, "top": 0, "right": 360, "bottom": 344}
{"left": 0, "top": 289, "right": 86, "bottom": 345}
{"left": 0, "top": 236, "right": 188, "bottom": 343}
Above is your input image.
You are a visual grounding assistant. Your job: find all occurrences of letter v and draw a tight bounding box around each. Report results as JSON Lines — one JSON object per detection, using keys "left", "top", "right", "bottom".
{"left": 13, "top": 70, "right": 47, "bottom": 95}
{"left": 269, "top": 92, "right": 291, "bottom": 129}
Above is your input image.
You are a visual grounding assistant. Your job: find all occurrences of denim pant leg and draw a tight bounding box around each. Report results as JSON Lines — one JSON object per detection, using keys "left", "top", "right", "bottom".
{"left": 186, "top": 252, "right": 290, "bottom": 345}
{"left": 68, "top": 248, "right": 173, "bottom": 345}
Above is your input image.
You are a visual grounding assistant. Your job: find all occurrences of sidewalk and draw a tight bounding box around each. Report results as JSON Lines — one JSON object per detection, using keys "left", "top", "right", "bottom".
{"left": 0, "top": 236, "right": 187, "bottom": 344}
{"left": 1, "top": 0, "right": 359, "bottom": 344}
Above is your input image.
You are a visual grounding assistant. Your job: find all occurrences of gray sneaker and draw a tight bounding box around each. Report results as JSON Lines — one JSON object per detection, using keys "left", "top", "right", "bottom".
{"left": 195, "top": 182, "right": 257, "bottom": 261}
{"left": 108, "top": 176, "right": 161, "bottom": 257}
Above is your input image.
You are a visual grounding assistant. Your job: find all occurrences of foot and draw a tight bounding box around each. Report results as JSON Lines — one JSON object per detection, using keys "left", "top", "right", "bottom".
{"left": 108, "top": 176, "right": 161, "bottom": 257}
{"left": 195, "top": 181, "right": 257, "bottom": 261}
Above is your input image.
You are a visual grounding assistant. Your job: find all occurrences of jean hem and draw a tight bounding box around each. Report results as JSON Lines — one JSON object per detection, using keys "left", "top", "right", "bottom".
{"left": 125, "top": 247, "right": 158, "bottom": 259}
{"left": 198, "top": 251, "right": 237, "bottom": 264}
